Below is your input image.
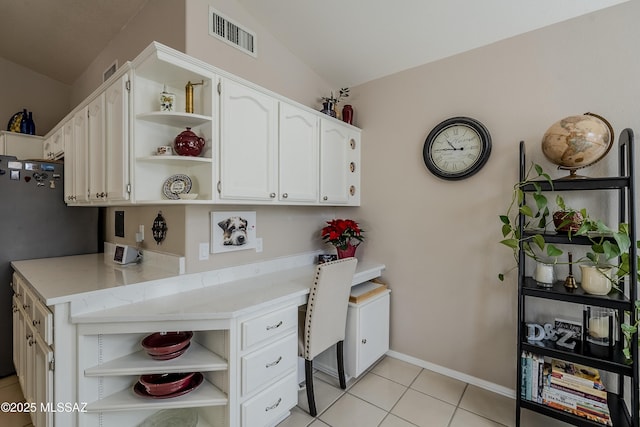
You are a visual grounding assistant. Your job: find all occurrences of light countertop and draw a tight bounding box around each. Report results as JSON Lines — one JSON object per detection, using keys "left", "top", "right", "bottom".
{"left": 11, "top": 251, "right": 385, "bottom": 322}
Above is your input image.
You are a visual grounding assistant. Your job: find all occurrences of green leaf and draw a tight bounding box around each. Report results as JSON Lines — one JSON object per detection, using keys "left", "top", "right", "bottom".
{"left": 602, "top": 240, "right": 620, "bottom": 260}
{"left": 499, "top": 215, "right": 510, "bottom": 225}
{"left": 500, "top": 239, "right": 519, "bottom": 249}
{"left": 613, "top": 231, "right": 631, "bottom": 254}
{"left": 532, "top": 182, "right": 541, "bottom": 194}
{"left": 501, "top": 224, "right": 511, "bottom": 238}
{"left": 517, "top": 189, "right": 524, "bottom": 205}
{"left": 621, "top": 323, "right": 637, "bottom": 334}
{"left": 546, "top": 244, "right": 563, "bottom": 257}
{"left": 532, "top": 193, "right": 547, "bottom": 211}
{"left": 555, "top": 195, "right": 566, "bottom": 211}
{"left": 520, "top": 205, "right": 534, "bottom": 217}
{"left": 532, "top": 234, "right": 545, "bottom": 251}
{"left": 534, "top": 164, "right": 543, "bottom": 175}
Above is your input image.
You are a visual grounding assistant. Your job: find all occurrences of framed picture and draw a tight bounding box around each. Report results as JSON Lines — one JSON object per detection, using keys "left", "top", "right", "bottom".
{"left": 210, "top": 211, "right": 256, "bottom": 253}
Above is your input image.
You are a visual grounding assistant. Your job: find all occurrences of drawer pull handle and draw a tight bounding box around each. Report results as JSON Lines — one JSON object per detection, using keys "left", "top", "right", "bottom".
{"left": 266, "top": 321, "right": 283, "bottom": 331}
{"left": 265, "top": 356, "right": 282, "bottom": 368}
{"left": 265, "top": 397, "right": 282, "bottom": 412}
{"left": 32, "top": 320, "right": 40, "bottom": 327}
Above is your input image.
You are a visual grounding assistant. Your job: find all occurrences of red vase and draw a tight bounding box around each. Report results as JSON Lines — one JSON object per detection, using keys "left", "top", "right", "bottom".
{"left": 342, "top": 105, "right": 353, "bottom": 125}
{"left": 336, "top": 244, "right": 357, "bottom": 259}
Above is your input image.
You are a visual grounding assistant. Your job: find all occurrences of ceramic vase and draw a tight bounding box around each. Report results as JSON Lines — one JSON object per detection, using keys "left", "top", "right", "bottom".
{"left": 321, "top": 101, "right": 336, "bottom": 118}
{"left": 336, "top": 243, "right": 357, "bottom": 259}
{"left": 580, "top": 265, "right": 613, "bottom": 295}
{"left": 342, "top": 105, "right": 353, "bottom": 124}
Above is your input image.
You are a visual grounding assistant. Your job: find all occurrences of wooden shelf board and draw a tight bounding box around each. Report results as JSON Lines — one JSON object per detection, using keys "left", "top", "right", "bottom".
{"left": 84, "top": 342, "right": 228, "bottom": 376}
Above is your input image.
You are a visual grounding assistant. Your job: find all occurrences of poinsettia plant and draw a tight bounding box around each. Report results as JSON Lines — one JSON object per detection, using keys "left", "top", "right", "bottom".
{"left": 321, "top": 219, "right": 364, "bottom": 250}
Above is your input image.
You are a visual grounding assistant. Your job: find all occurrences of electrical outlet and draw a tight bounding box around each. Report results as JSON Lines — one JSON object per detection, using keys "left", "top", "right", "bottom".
{"left": 255, "top": 238, "right": 263, "bottom": 253}
{"left": 199, "top": 243, "right": 210, "bottom": 260}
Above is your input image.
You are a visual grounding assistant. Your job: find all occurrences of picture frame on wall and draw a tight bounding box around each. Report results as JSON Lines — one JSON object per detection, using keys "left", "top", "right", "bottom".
{"left": 210, "top": 211, "right": 257, "bottom": 253}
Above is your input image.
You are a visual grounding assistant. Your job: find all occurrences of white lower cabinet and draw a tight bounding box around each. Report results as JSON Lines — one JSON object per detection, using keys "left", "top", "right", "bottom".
{"left": 238, "top": 305, "right": 298, "bottom": 427}
{"left": 11, "top": 274, "right": 54, "bottom": 427}
{"left": 314, "top": 290, "right": 390, "bottom": 379}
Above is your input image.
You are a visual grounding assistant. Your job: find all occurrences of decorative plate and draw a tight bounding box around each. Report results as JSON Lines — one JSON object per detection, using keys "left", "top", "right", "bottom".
{"left": 162, "top": 174, "right": 192, "bottom": 200}
{"left": 134, "top": 372, "right": 203, "bottom": 399}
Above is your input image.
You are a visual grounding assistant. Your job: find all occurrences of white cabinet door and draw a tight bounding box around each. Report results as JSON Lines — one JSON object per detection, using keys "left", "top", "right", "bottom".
{"left": 43, "top": 128, "right": 64, "bottom": 160}
{"left": 319, "top": 119, "right": 351, "bottom": 204}
{"left": 87, "top": 93, "right": 106, "bottom": 202}
{"left": 33, "top": 332, "right": 54, "bottom": 427}
{"left": 71, "top": 107, "right": 89, "bottom": 203}
{"left": 279, "top": 102, "right": 318, "bottom": 203}
{"left": 104, "top": 73, "right": 130, "bottom": 202}
{"left": 219, "top": 79, "right": 277, "bottom": 201}
{"left": 12, "top": 297, "right": 23, "bottom": 385}
{"left": 0, "top": 131, "right": 43, "bottom": 160}
{"left": 345, "top": 292, "right": 390, "bottom": 378}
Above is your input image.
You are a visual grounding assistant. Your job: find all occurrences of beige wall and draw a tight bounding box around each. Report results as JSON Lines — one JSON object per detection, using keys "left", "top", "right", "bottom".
{"left": 353, "top": 0, "right": 640, "bottom": 388}
{"left": 184, "top": 0, "right": 333, "bottom": 109}
{"left": 0, "top": 57, "right": 71, "bottom": 135}
{"left": 70, "top": 0, "right": 186, "bottom": 106}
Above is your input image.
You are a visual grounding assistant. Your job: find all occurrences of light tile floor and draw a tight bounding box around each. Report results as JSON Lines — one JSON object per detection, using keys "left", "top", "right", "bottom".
{"left": 278, "top": 356, "right": 573, "bottom": 427}
{"left": 0, "top": 355, "right": 574, "bottom": 427}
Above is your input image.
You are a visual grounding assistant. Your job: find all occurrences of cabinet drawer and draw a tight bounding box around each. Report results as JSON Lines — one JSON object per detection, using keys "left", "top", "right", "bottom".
{"left": 32, "top": 299, "right": 53, "bottom": 346}
{"left": 242, "top": 332, "right": 297, "bottom": 396}
{"left": 21, "top": 286, "right": 35, "bottom": 319}
{"left": 242, "top": 305, "right": 297, "bottom": 350}
{"left": 241, "top": 371, "right": 298, "bottom": 427}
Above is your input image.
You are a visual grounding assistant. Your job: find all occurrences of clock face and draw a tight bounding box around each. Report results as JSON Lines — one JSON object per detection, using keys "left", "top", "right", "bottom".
{"left": 423, "top": 117, "right": 491, "bottom": 180}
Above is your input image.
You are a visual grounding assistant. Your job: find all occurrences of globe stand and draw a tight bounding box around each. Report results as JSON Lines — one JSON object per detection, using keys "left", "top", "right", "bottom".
{"left": 558, "top": 167, "right": 589, "bottom": 180}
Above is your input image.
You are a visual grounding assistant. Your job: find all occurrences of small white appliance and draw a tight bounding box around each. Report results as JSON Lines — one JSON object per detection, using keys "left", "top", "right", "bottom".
{"left": 113, "top": 244, "right": 140, "bottom": 265}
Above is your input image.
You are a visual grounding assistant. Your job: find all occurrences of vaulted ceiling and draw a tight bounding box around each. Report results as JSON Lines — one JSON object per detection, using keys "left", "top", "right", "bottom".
{"left": 0, "top": 0, "right": 628, "bottom": 87}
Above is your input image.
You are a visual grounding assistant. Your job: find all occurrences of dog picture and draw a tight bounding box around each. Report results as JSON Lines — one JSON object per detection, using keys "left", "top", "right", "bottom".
{"left": 218, "top": 216, "right": 248, "bottom": 246}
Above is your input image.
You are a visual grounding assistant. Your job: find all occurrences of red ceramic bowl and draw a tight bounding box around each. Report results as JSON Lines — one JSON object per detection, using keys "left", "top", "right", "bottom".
{"left": 139, "top": 372, "right": 196, "bottom": 396}
{"left": 142, "top": 331, "right": 193, "bottom": 356}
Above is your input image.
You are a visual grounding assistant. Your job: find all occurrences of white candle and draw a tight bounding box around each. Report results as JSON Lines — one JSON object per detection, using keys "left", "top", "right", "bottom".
{"left": 589, "top": 316, "right": 610, "bottom": 339}
{"left": 535, "top": 262, "right": 555, "bottom": 284}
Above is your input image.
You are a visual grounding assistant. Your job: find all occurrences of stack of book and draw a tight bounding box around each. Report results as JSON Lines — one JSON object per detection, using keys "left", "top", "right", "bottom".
{"left": 542, "top": 359, "right": 612, "bottom": 426}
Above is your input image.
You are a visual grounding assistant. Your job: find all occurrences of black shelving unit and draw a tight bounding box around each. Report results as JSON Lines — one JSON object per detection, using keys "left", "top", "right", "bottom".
{"left": 515, "top": 129, "right": 638, "bottom": 427}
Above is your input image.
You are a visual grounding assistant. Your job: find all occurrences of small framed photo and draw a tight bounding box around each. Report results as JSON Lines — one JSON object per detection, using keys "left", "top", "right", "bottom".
{"left": 210, "top": 211, "right": 256, "bottom": 253}
{"left": 554, "top": 318, "right": 582, "bottom": 341}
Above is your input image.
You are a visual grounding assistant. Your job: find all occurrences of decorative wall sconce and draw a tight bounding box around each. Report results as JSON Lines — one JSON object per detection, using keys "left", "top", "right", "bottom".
{"left": 152, "top": 211, "right": 167, "bottom": 244}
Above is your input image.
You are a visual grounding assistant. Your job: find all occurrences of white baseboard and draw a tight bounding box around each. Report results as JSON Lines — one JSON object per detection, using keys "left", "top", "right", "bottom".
{"left": 385, "top": 350, "right": 516, "bottom": 400}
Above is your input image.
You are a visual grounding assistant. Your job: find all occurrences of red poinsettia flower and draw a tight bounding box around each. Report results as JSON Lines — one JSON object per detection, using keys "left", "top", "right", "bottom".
{"left": 320, "top": 218, "right": 365, "bottom": 250}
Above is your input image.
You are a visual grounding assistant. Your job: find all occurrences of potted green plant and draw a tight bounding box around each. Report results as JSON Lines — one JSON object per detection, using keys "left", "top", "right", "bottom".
{"left": 498, "top": 163, "right": 563, "bottom": 281}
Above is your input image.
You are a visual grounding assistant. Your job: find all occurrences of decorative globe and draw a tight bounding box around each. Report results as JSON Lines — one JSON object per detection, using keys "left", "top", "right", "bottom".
{"left": 541, "top": 113, "right": 613, "bottom": 178}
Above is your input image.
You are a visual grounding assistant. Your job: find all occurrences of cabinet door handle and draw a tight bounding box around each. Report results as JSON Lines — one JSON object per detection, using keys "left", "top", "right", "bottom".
{"left": 265, "top": 397, "right": 282, "bottom": 412}
{"left": 282, "top": 193, "right": 288, "bottom": 198}
{"left": 362, "top": 339, "right": 367, "bottom": 344}
{"left": 32, "top": 319, "right": 40, "bottom": 327}
{"left": 28, "top": 337, "right": 35, "bottom": 346}
{"left": 270, "top": 192, "right": 276, "bottom": 198}
{"left": 323, "top": 196, "right": 328, "bottom": 201}
{"left": 23, "top": 304, "right": 30, "bottom": 310}
{"left": 265, "top": 356, "right": 282, "bottom": 368}
{"left": 266, "top": 320, "right": 283, "bottom": 330}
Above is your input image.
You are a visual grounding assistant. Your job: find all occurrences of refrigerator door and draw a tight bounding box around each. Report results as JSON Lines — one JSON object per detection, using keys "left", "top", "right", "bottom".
{"left": 0, "top": 156, "right": 100, "bottom": 376}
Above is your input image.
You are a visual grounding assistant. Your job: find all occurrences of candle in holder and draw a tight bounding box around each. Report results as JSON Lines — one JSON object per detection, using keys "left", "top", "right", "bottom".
{"left": 534, "top": 261, "right": 555, "bottom": 287}
{"left": 585, "top": 306, "right": 615, "bottom": 347}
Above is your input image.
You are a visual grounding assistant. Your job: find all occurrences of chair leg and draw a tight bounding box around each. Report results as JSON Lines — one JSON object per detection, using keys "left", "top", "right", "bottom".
{"left": 337, "top": 340, "right": 346, "bottom": 389}
{"left": 305, "top": 359, "right": 317, "bottom": 417}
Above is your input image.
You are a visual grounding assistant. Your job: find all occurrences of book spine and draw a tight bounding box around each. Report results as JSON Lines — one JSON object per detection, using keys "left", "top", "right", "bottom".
{"left": 544, "top": 400, "right": 612, "bottom": 426}
{"left": 531, "top": 354, "right": 539, "bottom": 403}
{"left": 543, "top": 387, "right": 610, "bottom": 412}
{"left": 526, "top": 353, "right": 532, "bottom": 401}
{"left": 521, "top": 352, "right": 527, "bottom": 399}
{"left": 550, "top": 379, "right": 608, "bottom": 401}
{"left": 551, "top": 371, "right": 606, "bottom": 390}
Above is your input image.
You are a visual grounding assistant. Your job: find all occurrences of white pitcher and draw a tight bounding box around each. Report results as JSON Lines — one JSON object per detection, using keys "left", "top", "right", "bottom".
{"left": 580, "top": 265, "right": 613, "bottom": 295}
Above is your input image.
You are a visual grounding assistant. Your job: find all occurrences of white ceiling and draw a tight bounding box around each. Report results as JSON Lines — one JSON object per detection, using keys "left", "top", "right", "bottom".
{"left": 0, "top": 0, "right": 628, "bottom": 87}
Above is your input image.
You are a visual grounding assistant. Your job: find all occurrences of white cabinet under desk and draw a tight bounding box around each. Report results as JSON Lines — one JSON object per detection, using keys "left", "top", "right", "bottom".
{"left": 11, "top": 253, "right": 385, "bottom": 427}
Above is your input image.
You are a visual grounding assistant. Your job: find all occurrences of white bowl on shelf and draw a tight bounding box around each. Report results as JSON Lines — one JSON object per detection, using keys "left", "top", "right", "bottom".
{"left": 178, "top": 193, "right": 198, "bottom": 200}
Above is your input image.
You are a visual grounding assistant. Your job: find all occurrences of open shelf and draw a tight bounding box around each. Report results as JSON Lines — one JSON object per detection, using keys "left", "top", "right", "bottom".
{"left": 136, "top": 111, "right": 212, "bottom": 128}
{"left": 84, "top": 342, "right": 228, "bottom": 376}
{"left": 522, "top": 278, "right": 630, "bottom": 310}
{"left": 85, "top": 378, "right": 227, "bottom": 413}
{"left": 137, "top": 155, "right": 213, "bottom": 163}
{"left": 521, "top": 392, "right": 631, "bottom": 427}
{"left": 521, "top": 339, "right": 633, "bottom": 376}
{"left": 522, "top": 176, "right": 631, "bottom": 192}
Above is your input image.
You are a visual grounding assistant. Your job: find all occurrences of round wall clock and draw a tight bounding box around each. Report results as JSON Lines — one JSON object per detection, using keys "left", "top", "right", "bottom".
{"left": 422, "top": 116, "right": 492, "bottom": 180}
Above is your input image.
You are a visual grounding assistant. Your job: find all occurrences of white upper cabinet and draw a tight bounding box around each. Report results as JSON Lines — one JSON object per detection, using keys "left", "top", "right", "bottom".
{"left": 278, "top": 102, "right": 319, "bottom": 203}
{"left": 320, "top": 118, "right": 360, "bottom": 205}
{"left": 87, "top": 93, "right": 106, "bottom": 202}
{"left": 43, "top": 128, "right": 63, "bottom": 160}
{"left": 104, "top": 73, "right": 130, "bottom": 202}
{"left": 0, "top": 131, "right": 43, "bottom": 160}
{"left": 70, "top": 107, "right": 89, "bottom": 203}
{"left": 218, "top": 78, "right": 278, "bottom": 201}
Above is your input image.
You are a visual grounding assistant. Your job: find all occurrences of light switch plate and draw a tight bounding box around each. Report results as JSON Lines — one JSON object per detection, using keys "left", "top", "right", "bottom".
{"left": 199, "top": 243, "right": 210, "bottom": 260}
{"left": 255, "top": 238, "right": 263, "bottom": 253}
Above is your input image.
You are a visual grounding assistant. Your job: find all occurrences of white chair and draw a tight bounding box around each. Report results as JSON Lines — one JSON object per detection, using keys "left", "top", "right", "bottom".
{"left": 298, "top": 257, "right": 358, "bottom": 416}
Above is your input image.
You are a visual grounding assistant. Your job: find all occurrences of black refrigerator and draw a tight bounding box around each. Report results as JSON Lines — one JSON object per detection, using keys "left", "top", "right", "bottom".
{"left": 0, "top": 155, "right": 101, "bottom": 377}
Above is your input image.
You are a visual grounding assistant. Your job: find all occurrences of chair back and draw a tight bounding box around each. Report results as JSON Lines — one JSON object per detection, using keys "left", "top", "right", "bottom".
{"left": 302, "top": 257, "right": 358, "bottom": 360}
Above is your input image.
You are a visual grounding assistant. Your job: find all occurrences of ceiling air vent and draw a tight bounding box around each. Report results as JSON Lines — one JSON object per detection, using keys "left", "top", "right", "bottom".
{"left": 209, "top": 7, "right": 257, "bottom": 58}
